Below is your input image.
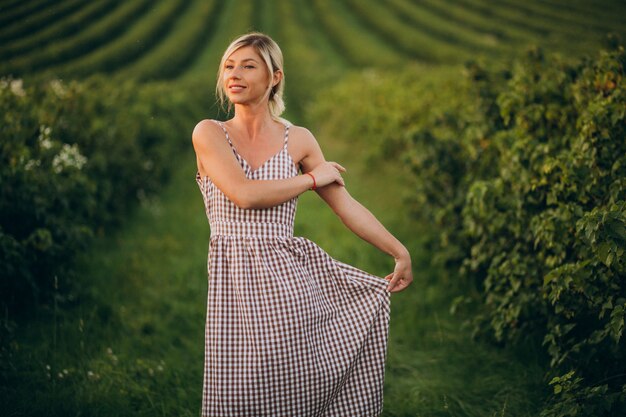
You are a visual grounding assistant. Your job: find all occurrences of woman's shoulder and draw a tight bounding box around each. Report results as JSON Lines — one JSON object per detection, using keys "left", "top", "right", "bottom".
{"left": 192, "top": 119, "right": 225, "bottom": 138}
{"left": 191, "top": 119, "right": 228, "bottom": 152}
{"left": 286, "top": 123, "right": 318, "bottom": 143}
{"left": 194, "top": 118, "right": 223, "bottom": 131}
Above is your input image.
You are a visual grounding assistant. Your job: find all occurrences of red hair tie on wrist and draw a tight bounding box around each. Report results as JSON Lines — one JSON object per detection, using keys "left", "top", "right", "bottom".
{"left": 305, "top": 172, "right": 317, "bottom": 191}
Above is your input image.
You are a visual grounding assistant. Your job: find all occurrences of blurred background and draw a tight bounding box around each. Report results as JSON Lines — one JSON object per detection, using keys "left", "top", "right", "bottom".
{"left": 1, "top": 1, "right": 625, "bottom": 415}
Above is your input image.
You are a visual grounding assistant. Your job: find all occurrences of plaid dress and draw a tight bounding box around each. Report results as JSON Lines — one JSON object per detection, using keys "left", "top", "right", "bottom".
{"left": 195, "top": 120, "right": 391, "bottom": 416}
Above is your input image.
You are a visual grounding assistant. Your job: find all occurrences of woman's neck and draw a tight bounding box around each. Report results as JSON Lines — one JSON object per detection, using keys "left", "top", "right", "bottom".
{"left": 231, "top": 104, "right": 276, "bottom": 142}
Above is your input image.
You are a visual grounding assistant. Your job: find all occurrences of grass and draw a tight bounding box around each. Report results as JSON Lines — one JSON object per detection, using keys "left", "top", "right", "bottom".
{"left": 1, "top": 105, "right": 546, "bottom": 415}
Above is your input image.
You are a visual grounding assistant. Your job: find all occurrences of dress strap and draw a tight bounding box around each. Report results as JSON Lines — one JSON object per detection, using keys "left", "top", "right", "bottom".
{"left": 211, "top": 120, "right": 236, "bottom": 150}
{"left": 282, "top": 123, "right": 291, "bottom": 149}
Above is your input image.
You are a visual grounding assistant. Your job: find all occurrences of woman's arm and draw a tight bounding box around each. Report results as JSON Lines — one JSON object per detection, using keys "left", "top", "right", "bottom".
{"left": 317, "top": 184, "right": 413, "bottom": 292}
{"left": 298, "top": 129, "right": 413, "bottom": 293}
{"left": 192, "top": 119, "right": 344, "bottom": 209}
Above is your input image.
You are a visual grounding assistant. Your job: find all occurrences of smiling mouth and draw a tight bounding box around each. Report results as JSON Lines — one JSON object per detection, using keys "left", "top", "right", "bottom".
{"left": 229, "top": 85, "right": 246, "bottom": 91}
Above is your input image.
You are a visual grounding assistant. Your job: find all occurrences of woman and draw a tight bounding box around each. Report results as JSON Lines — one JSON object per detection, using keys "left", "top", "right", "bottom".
{"left": 192, "top": 32, "right": 413, "bottom": 416}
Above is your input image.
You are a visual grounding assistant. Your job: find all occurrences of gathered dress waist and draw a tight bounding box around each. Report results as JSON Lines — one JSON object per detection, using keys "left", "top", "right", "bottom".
{"left": 209, "top": 220, "right": 294, "bottom": 238}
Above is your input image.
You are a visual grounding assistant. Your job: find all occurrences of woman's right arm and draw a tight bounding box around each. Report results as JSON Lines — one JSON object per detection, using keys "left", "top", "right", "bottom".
{"left": 192, "top": 120, "right": 344, "bottom": 209}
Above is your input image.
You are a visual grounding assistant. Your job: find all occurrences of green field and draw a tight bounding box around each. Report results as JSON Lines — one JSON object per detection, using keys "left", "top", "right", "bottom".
{"left": 1, "top": 1, "right": 624, "bottom": 415}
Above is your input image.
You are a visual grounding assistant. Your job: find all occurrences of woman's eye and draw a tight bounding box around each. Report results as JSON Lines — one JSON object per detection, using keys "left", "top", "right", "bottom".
{"left": 245, "top": 65, "right": 255, "bottom": 69}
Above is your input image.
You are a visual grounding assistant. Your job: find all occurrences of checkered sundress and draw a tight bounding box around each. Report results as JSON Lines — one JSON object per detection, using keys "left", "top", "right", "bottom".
{"left": 195, "top": 119, "right": 391, "bottom": 416}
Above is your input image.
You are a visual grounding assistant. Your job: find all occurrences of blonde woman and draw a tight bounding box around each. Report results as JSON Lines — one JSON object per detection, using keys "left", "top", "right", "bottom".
{"left": 192, "top": 32, "right": 413, "bottom": 416}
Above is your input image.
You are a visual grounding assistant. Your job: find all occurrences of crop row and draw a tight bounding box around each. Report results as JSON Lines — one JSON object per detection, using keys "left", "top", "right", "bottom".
{"left": 2, "top": 0, "right": 625, "bottom": 82}
{"left": 180, "top": 0, "right": 255, "bottom": 82}
{"left": 115, "top": 0, "right": 221, "bottom": 81}
{"left": 0, "top": 0, "right": 57, "bottom": 30}
{"left": 43, "top": 0, "right": 189, "bottom": 78}
{"left": 0, "top": 0, "right": 120, "bottom": 61}
{"left": 414, "top": 0, "right": 536, "bottom": 43}
{"left": 460, "top": 0, "right": 606, "bottom": 42}
{"left": 384, "top": 0, "right": 508, "bottom": 51}
{"left": 310, "top": 0, "right": 401, "bottom": 67}
{"left": 0, "top": 0, "right": 84, "bottom": 43}
{"left": 343, "top": 0, "right": 481, "bottom": 63}
{"left": 0, "top": 0, "right": 153, "bottom": 75}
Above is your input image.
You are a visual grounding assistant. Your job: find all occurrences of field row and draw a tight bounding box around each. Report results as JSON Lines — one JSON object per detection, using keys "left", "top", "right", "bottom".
{"left": 1, "top": 0, "right": 624, "bottom": 83}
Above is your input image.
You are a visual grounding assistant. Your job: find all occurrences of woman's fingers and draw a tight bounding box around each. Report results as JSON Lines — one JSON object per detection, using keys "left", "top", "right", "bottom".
{"left": 328, "top": 162, "right": 345, "bottom": 186}
{"left": 337, "top": 173, "right": 345, "bottom": 186}
{"left": 329, "top": 161, "right": 346, "bottom": 172}
{"left": 384, "top": 272, "right": 396, "bottom": 292}
{"left": 309, "top": 161, "right": 346, "bottom": 188}
{"left": 387, "top": 274, "right": 401, "bottom": 291}
{"left": 387, "top": 272, "right": 412, "bottom": 292}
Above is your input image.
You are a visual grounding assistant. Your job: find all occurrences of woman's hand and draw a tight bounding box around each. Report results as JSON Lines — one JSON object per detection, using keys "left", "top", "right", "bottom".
{"left": 309, "top": 161, "right": 346, "bottom": 188}
{"left": 384, "top": 252, "right": 413, "bottom": 293}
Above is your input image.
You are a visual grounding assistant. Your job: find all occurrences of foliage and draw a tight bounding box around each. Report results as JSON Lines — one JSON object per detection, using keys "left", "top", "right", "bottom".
{"left": 0, "top": 75, "right": 195, "bottom": 314}
{"left": 310, "top": 44, "right": 626, "bottom": 415}
{"left": 460, "top": 45, "right": 626, "bottom": 417}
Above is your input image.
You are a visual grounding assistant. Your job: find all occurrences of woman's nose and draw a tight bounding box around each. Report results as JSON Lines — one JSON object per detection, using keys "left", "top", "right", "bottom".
{"left": 230, "top": 65, "right": 243, "bottom": 77}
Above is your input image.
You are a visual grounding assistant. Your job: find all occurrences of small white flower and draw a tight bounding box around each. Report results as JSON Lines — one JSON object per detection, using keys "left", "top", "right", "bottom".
{"left": 38, "top": 125, "right": 53, "bottom": 150}
{"left": 10, "top": 79, "right": 25, "bottom": 97}
{"left": 24, "top": 159, "right": 41, "bottom": 170}
{"left": 52, "top": 143, "right": 88, "bottom": 173}
{"left": 49, "top": 79, "right": 66, "bottom": 98}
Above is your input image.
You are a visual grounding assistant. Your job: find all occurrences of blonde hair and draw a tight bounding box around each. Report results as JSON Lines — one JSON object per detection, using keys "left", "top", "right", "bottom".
{"left": 216, "top": 32, "right": 286, "bottom": 121}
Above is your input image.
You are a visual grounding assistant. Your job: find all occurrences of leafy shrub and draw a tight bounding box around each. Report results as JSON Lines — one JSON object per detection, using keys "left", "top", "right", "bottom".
{"left": 309, "top": 44, "right": 626, "bottom": 415}
{"left": 0, "top": 75, "right": 195, "bottom": 314}
{"left": 460, "top": 45, "right": 626, "bottom": 416}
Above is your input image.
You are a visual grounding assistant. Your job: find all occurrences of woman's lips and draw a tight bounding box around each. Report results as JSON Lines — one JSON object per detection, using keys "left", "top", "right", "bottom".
{"left": 229, "top": 85, "right": 246, "bottom": 92}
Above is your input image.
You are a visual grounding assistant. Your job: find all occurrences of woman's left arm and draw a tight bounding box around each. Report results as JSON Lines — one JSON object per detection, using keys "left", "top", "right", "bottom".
{"left": 316, "top": 184, "right": 413, "bottom": 293}
{"left": 296, "top": 126, "right": 413, "bottom": 292}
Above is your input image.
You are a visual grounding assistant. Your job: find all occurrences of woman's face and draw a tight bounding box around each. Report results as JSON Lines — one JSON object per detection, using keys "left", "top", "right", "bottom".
{"left": 222, "top": 46, "right": 276, "bottom": 107}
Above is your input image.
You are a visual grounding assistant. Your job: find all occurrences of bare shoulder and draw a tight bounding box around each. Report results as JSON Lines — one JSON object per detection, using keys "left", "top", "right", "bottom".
{"left": 287, "top": 124, "right": 322, "bottom": 153}
{"left": 192, "top": 119, "right": 223, "bottom": 148}
{"left": 286, "top": 124, "right": 325, "bottom": 171}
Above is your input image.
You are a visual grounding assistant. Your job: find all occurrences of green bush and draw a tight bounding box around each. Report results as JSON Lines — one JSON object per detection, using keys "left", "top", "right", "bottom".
{"left": 0, "top": 75, "right": 195, "bottom": 314}
{"left": 460, "top": 45, "right": 626, "bottom": 416}
{"left": 308, "top": 44, "right": 626, "bottom": 415}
